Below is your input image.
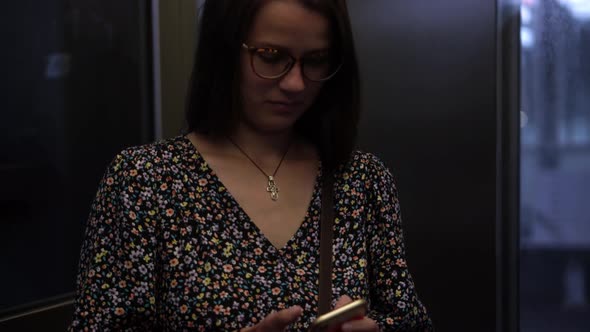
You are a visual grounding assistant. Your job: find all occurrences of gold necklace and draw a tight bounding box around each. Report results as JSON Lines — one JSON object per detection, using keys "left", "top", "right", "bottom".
{"left": 227, "top": 137, "right": 291, "bottom": 201}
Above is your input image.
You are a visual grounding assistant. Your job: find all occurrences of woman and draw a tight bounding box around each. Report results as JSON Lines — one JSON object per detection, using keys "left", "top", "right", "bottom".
{"left": 70, "top": 0, "right": 434, "bottom": 331}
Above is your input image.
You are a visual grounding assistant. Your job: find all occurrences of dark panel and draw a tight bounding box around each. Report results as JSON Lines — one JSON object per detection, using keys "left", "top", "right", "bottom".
{"left": 348, "top": 1, "right": 498, "bottom": 330}
{"left": 0, "top": 0, "right": 153, "bottom": 327}
{"left": 497, "top": 2, "right": 520, "bottom": 332}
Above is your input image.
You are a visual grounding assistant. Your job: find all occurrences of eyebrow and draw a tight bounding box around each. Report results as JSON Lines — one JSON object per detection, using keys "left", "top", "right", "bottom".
{"left": 248, "top": 41, "right": 331, "bottom": 55}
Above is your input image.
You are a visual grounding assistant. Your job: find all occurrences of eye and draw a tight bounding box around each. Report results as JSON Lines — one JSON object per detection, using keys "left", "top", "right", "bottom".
{"left": 305, "top": 51, "right": 332, "bottom": 66}
{"left": 254, "top": 48, "right": 285, "bottom": 64}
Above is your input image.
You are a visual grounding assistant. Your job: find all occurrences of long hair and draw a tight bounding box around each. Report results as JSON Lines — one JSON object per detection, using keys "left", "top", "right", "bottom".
{"left": 185, "top": 0, "right": 360, "bottom": 171}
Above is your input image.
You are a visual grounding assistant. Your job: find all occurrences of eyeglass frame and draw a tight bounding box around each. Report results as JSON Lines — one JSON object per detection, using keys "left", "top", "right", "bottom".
{"left": 241, "top": 43, "right": 343, "bottom": 82}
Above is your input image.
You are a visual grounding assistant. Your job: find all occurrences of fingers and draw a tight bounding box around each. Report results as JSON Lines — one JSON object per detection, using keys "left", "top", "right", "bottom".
{"left": 257, "top": 306, "right": 303, "bottom": 331}
{"left": 334, "top": 295, "right": 353, "bottom": 309}
{"left": 340, "top": 317, "right": 379, "bottom": 332}
{"left": 332, "top": 296, "right": 377, "bottom": 332}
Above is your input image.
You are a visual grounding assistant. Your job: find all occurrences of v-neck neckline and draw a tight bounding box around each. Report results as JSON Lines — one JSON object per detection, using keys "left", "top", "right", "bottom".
{"left": 182, "top": 135, "right": 323, "bottom": 253}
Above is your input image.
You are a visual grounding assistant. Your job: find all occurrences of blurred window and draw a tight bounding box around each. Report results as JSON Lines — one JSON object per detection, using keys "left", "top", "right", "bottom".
{"left": 520, "top": 0, "right": 590, "bottom": 330}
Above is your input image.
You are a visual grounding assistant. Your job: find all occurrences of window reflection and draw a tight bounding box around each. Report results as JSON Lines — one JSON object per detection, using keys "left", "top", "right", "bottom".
{"left": 520, "top": 0, "right": 590, "bottom": 330}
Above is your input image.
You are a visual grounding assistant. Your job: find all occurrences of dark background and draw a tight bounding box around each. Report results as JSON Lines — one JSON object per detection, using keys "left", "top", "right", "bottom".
{"left": 0, "top": 0, "right": 152, "bottom": 326}
{"left": 349, "top": 1, "right": 499, "bottom": 331}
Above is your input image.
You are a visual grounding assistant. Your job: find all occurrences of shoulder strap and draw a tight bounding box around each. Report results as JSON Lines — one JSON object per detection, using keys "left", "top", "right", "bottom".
{"left": 318, "top": 169, "right": 334, "bottom": 315}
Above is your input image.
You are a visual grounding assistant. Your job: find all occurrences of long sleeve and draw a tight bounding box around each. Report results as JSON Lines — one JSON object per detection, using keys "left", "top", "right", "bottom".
{"left": 69, "top": 151, "right": 160, "bottom": 331}
{"left": 365, "top": 156, "right": 434, "bottom": 332}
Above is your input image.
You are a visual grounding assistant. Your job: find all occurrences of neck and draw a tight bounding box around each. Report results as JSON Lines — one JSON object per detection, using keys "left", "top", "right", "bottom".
{"left": 229, "top": 123, "right": 295, "bottom": 160}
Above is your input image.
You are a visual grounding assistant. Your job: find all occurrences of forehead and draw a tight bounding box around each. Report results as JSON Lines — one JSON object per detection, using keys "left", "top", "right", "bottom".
{"left": 247, "top": 0, "right": 332, "bottom": 51}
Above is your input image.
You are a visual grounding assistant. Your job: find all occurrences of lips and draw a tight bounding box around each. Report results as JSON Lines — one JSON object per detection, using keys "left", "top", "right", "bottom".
{"left": 266, "top": 100, "right": 304, "bottom": 114}
{"left": 268, "top": 100, "right": 304, "bottom": 107}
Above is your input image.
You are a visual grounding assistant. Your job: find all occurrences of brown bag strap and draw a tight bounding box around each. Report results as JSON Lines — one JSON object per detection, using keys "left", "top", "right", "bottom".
{"left": 318, "top": 170, "right": 334, "bottom": 315}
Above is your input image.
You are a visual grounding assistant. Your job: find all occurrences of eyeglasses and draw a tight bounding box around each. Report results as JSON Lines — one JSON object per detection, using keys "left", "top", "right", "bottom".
{"left": 241, "top": 43, "right": 342, "bottom": 82}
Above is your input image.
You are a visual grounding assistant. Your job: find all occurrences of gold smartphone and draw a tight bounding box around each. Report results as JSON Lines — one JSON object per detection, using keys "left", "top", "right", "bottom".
{"left": 309, "top": 299, "right": 368, "bottom": 332}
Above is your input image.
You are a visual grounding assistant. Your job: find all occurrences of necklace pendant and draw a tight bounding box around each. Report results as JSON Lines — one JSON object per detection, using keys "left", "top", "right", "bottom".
{"left": 266, "top": 176, "right": 279, "bottom": 201}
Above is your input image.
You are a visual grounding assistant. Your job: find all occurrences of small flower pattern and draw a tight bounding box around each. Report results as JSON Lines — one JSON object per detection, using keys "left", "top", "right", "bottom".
{"left": 69, "top": 136, "right": 433, "bottom": 331}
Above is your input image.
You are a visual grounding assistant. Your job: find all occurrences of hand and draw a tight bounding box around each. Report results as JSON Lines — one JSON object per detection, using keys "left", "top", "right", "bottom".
{"left": 240, "top": 306, "right": 303, "bottom": 332}
{"left": 330, "top": 295, "right": 379, "bottom": 332}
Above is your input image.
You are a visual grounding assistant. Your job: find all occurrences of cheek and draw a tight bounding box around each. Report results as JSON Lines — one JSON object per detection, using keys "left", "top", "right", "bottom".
{"left": 305, "top": 83, "right": 325, "bottom": 104}
{"left": 240, "top": 57, "right": 273, "bottom": 101}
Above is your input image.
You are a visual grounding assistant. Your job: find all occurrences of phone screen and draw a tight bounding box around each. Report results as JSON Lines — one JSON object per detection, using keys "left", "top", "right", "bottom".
{"left": 309, "top": 299, "right": 368, "bottom": 332}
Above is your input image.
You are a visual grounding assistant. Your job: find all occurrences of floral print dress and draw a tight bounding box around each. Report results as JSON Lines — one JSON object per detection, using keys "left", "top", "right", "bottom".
{"left": 69, "top": 135, "right": 433, "bottom": 331}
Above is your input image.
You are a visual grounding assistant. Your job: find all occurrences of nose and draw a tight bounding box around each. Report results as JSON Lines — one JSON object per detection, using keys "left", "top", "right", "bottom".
{"left": 278, "top": 61, "right": 306, "bottom": 93}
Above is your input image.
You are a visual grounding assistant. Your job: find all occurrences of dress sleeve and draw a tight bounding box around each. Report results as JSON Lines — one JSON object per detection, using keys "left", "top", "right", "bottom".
{"left": 69, "top": 151, "right": 159, "bottom": 331}
{"left": 365, "top": 156, "right": 434, "bottom": 331}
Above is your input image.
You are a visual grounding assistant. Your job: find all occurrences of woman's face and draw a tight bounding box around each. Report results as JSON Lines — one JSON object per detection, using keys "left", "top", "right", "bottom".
{"left": 239, "top": 0, "right": 331, "bottom": 134}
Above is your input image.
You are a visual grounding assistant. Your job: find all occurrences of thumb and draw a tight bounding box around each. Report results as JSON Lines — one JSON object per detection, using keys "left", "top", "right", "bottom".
{"left": 334, "top": 295, "right": 353, "bottom": 309}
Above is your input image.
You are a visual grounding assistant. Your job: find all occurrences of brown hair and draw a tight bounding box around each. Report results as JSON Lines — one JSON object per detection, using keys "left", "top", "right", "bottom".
{"left": 185, "top": 0, "right": 360, "bottom": 170}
